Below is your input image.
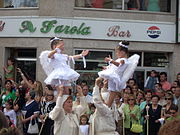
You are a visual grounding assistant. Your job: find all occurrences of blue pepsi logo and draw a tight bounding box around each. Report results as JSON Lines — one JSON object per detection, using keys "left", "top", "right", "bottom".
{"left": 147, "top": 26, "right": 161, "bottom": 39}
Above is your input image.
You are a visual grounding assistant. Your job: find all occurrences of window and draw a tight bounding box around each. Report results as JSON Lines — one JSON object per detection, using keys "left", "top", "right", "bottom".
{"left": 74, "top": 49, "right": 114, "bottom": 88}
{"left": 1, "top": 0, "right": 38, "bottom": 8}
{"left": 75, "top": 0, "right": 171, "bottom": 13}
{"left": 8, "top": 48, "right": 37, "bottom": 83}
{"left": 130, "top": 51, "right": 169, "bottom": 90}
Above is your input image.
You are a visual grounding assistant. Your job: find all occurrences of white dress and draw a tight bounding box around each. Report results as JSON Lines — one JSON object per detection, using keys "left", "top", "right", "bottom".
{"left": 98, "top": 58, "right": 128, "bottom": 91}
{"left": 98, "top": 54, "right": 140, "bottom": 92}
{"left": 80, "top": 125, "right": 89, "bottom": 135}
{"left": 44, "top": 53, "right": 80, "bottom": 86}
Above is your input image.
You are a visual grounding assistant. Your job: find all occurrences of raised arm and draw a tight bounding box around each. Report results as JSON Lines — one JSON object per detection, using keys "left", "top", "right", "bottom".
{"left": 73, "top": 85, "right": 88, "bottom": 117}
{"left": 49, "top": 85, "right": 65, "bottom": 121}
{"left": 17, "top": 68, "right": 35, "bottom": 89}
{"left": 70, "top": 50, "right": 89, "bottom": 59}
{"left": 104, "top": 55, "right": 124, "bottom": 67}
{"left": 93, "top": 78, "right": 111, "bottom": 116}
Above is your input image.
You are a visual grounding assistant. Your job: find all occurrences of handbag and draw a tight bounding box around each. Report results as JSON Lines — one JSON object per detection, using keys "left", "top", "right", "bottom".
{"left": 27, "top": 118, "right": 39, "bottom": 134}
{"left": 130, "top": 121, "right": 143, "bottom": 133}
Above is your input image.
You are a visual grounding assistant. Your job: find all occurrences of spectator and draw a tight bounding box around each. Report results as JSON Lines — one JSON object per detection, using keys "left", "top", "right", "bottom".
{"left": 159, "top": 72, "right": 171, "bottom": 91}
{"left": 5, "top": 115, "right": 15, "bottom": 128}
{"left": 161, "top": 92, "right": 176, "bottom": 120}
{"left": 49, "top": 85, "right": 87, "bottom": 135}
{"left": 156, "top": 88, "right": 166, "bottom": 106}
{"left": 90, "top": 78, "right": 118, "bottom": 135}
{"left": 0, "top": 110, "right": 8, "bottom": 129}
{"left": 136, "top": 91, "right": 145, "bottom": 105}
{"left": 127, "top": 78, "right": 136, "bottom": 89}
{"left": 172, "top": 80, "right": 179, "bottom": 88}
{"left": 166, "top": 105, "right": 180, "bottom": 121}
{"left": 154, "top": 83, "right": 162, "bottom": 93}
{"left": 127, "top": 0, "right": 140, "bottom": 10}
{"left": 140, "top": 91, "right": 152, "bottom": 133}
{"left": 13, "top": 87, "right": 25, "bottom": 133}
{"left": 173, "top": 85, "right": 180, "bottom": 112}
{"left": 0, "top": 80, "right": 16, "bottom": 108}
{"left": 144, "top": 95, "right": 162, "bottom": 135}
{"left": 3, "top": 57, "right": 15, "bottom": 81}
{"left": 145, "top": 0, "right": 160, "bottom": 12}
{"left": 0, "top": 127, "right": 23, "bottom": 135}
{"left": 123, "top": 86, "right": 132, "bottom": 94}
{"left": 21, "top": 90, "right": 39, "bottom": 135}
{"left": 3, "top": 100, "right": 16, "bottom": 126}
{"left": 144, "top": 70, "right": 159, "bottom": 93}
{"left": 82, "top": 85, "right": 93, "bottom": 104}
{"left": 79, "top": 115, "right": 89, "bottom": 135}
{"left": 39, "top": 89, "right": 56, "bottom": 135}
{"left": 158, "top": 119, "right": 180, "bottom": 135}
{"left": 176, "top": 73, "right": 180, "bottom": 84}
{"left": 140, "top": 91, "right": 152, "bottom": 112}
{"left": 132, "top": 85, "right": 139, "bottom": 97}
{"left": 113, "top": 94, "right": 123, "bottom": 134}
{"left": 170, "top": 86, "right": 176, "bottom": 94}
{"left": 81, "top": 80, "right": 88, "bottom": 88}
{"left": 123, "top": 94, "right": 141, "bottom": 135}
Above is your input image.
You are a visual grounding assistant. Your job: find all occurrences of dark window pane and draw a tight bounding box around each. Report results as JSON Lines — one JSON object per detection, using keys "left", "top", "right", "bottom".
{"left": 75, "top": 50, "right": 113, "bottom": 60}
{"left": 144, "top": 53, "right": 168, "bottom": 67}
{"left": 17, "top": 49, "right": 36, "bottom": 58}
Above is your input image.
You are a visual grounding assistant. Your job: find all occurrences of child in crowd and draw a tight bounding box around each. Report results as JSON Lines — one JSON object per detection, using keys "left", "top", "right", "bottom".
{"left": 80, "top": 115, "right": 89, "bottom": 135}
{"left": 3, "top": 99, "right": 16, "bottom": 126}
{"left": 3, "top": 57, "right": 15, "bottom": 81}
{"left": 39, "top": 37, "right": 89, "bottom": 94}
{"left": 98, "top": 41, "right": 139, "bottom": 107}
{"left": 144, "top": 70, "right": 159, "bottom": 92}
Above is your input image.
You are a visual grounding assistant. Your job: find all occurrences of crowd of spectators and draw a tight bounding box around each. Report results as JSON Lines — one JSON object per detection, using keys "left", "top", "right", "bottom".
{"left": 0, "top": 58, "right": 180, "bottom": 135}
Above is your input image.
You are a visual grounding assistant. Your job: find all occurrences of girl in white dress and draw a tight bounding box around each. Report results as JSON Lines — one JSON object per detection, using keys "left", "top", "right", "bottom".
{"left": 98, "top": 41, "right": 139, "bottom": 107}
{"left": 40, "top": 37, "right": 89, "bottom": 94}
{"left": 80, "top": 115, "right": 89, "bottom": 135}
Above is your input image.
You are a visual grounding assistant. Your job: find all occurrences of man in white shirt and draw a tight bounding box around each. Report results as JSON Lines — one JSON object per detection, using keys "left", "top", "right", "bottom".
{"left": 82, "top": 85, "right": 93, "bottom": 104}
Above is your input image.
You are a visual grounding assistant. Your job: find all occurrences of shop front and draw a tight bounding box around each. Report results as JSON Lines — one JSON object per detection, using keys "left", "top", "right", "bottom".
{"left": 0, "top": 16, "right": 176, "bottom": 89}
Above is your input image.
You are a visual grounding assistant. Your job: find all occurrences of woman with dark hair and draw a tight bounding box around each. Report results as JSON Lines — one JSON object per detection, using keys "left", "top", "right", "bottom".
{"left": 143, "top": 95, "right": 162, "bottom": 135}
{"left": 13, "top": 87, "right": 26, "bottom": 133}
{"left": 21, "top": 90, "right": 40, "bottom": 135}
{"left": 0, "top": 80, "right": 16, "bottom": 108}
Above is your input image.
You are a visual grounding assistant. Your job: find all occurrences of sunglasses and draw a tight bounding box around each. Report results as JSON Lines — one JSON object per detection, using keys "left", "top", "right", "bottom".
{"left": 170, "top": 112, "right": 176, "bottom": 114}
{"left": 165, "top": 98, "right": 172, "bottom": 100}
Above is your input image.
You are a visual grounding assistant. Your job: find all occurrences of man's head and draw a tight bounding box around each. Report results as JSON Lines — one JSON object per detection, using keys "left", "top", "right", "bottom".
{"left": 174, "top": 85, "right": 180, "bottom": 98}
{"left": 160, "top": 72, "right": 168, "bottom": 82}
{"left": 82, "top": 85, "right": 89, "bottom": 96}
{"left": 169, "top": 105, "right": 179, "bottom": 118}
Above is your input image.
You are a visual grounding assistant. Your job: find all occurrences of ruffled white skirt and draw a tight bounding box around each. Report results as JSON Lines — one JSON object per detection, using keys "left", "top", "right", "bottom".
{"left": 98, "top": 69, "right": 126, "bottom": 92}
{"left": 44, "top": 67, "right": 80, "bottom": 86}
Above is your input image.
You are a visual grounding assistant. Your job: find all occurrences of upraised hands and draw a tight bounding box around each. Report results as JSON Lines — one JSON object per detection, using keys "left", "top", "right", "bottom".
{"left": 81, "top": 50, "right": 89, "bottom": 57}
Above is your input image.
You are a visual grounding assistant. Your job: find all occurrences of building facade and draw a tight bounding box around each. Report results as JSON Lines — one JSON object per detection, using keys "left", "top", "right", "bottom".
{"left": 0, "top": 0, "right": 179, "bottom": 89}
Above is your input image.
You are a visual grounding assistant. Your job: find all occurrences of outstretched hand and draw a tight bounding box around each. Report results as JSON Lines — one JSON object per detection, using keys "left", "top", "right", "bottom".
{"left": 81, "top": 50, "right": 89, "bottom": 57}
{"left": 57, "top": 85, "right": 64, "bottom": 97}
{"left": 95, "top": 77, "right": 103, "bottom": 87}
{"left": 17, "top": 68, "right": 22, "bottom": 73}
{"left": 104, "top": 55, "right": 112, "bottom": 62}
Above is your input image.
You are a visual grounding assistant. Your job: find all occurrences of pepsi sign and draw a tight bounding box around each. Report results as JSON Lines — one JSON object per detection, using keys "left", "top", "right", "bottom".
{"left": 147, "top": 26, "right": 161, "bottom": 39}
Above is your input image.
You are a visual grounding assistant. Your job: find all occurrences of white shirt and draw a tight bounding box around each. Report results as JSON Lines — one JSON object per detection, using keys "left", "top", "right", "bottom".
{"left": 4, "top": 108, "right": 17, "bottom": 126}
